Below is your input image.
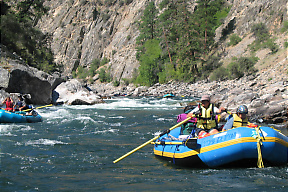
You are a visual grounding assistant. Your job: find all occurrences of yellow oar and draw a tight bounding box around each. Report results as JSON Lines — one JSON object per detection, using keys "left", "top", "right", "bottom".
{"left": 113, "top": 117, "right": 192, "bottom": 164}
{"left": 22, "top": 104, "right": 53, "bottom": 112}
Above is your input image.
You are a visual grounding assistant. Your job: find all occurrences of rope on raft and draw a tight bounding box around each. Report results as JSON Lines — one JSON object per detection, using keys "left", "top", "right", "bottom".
{"left": 255, "top": 126, "right": 264, "bottom": 168}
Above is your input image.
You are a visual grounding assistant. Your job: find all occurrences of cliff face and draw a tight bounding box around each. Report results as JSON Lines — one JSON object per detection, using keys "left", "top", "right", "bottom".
{"left": 216, "top": 0, "right": 287, "bottom": 40}
{"left": 37, "top": 0, "right": 287, "bottom": 81}
{"left": 38, "top": 0, "right": 146, "bottom": 80}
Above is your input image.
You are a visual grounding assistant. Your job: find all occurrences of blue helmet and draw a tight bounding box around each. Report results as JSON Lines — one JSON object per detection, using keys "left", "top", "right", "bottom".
{"left": 236, "top": 105, "right": 248, "bottom": 114}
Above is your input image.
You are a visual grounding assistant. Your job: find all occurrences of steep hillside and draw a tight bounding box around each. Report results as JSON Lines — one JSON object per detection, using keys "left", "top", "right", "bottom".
{"left": 37, "top": 0, "right": 287, "bottom": 82}
{"left": 37, "top": 0, "right": 146, "bottom": 79}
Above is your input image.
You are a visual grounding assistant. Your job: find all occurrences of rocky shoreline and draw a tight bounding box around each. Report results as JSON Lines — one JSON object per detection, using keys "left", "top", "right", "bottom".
{"left": 1, "top": 50, "right": 287, "bottom": 124}
{"left": 91, "top": 57, "right": 288, "bottom": 124}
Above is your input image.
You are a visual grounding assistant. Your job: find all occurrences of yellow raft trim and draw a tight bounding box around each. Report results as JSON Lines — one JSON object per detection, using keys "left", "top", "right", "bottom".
{"left": 154, "top": 137, "right": 288, "bottom": 159}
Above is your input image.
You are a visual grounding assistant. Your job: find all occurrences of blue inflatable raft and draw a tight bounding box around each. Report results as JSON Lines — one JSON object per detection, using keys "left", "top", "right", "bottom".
{"left": 163, "top": 93, "right": 175, "bottom": 98}
{"left": 154, "top": 126, "right": 288, "bottom": 168}
{"left": 0, "top": 109, "right": 42, "bottom": 123}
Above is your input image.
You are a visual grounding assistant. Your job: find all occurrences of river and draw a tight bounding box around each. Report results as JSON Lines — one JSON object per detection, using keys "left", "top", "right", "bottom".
{"left": 1, "top": 97, "right": 287, "bottom": 191}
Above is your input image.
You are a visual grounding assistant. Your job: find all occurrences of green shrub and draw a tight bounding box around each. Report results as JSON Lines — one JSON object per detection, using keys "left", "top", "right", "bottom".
{"left": 89, "top": 59, "right": 101, "bottom": 76}
{"left": 284, "top": 41, "right": 288, "bottom": 48}
{"left": 227, "top": 56, "right": 258, "bottom": 79}
{"left": 229, "top": 34, "right": 242, "bottom": 46}
{"left": 251, "top": 23, "right": 270, "bottom": 42}
{"left": 113, "top": 80, "right": 120, "bottom": 87}
{"left": 227, "top": 61, "right": 243, "bottom": 79}
{"left": 210, "top": 67, "right": 228, "bottom": 81}
{"left": 99, "top": 68, "right": 112, "bottom": 83}
{"left": 72, "top": 71, "right": 77, "bottom": 78}
{"left": 280, "top": 20, "right": 288, "bottom": 33}
{"left": 136, "top": 39, "right": 161, "bottom": 86}
{"left": 263, "top": 38, "right": 278, "bottom": 54}
{"left": 100, "top": 57, "right": 110, "bottom": 65}
{"left": 122, "top": 78, "right": 130, "bottom": 86}
{"left": 77, "top": 66, "right": 88, "bottom": 79}
{"left": 249, "top": 23, "right": 278, "bottom": 53}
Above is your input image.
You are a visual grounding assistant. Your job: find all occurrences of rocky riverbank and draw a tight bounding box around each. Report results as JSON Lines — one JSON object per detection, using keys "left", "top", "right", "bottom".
{"left": 1, "top": 44, "right": 287, "bottom": 124}
{"left": 91, "top": 57, "right": 288, "bottom": 124}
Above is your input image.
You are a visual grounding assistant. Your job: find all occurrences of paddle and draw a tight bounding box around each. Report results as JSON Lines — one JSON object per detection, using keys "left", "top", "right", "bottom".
{"left": 113, "top": 117, "right": 192, "bottom": 164}
{"left": 22, "top": 104, "right": 53, "bottom": 112}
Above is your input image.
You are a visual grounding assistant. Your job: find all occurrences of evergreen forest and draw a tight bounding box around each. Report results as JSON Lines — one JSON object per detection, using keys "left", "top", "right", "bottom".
{"left": 135, "top": 0, "right": 231, "bottom": 86}
{"left": 1, "top": 0, "right": 284, "bottom": 84}
{"left": 0, "top": 0, "right": 60, "bottom": 73}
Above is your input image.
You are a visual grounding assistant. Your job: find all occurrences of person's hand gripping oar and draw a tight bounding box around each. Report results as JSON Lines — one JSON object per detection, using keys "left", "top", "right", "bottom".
{"left": 113, "top": 117, "right": 192, "bottom": 164}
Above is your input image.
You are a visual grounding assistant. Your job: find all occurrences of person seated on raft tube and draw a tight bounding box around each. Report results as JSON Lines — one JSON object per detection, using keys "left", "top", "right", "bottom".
{"left": 2, "top": 97, "right": 14, "bottom": 112}
{"left": 222, "top": 105, "right": 257, "bottom": 130}
{"left": 186, "top": 95, "right": 226, "bottom": 137}
{"left": 13, "top": 95, "right": 29, "bottom": 111}
{"left": 177, "top": 105, "right": 197, "bottom": 136}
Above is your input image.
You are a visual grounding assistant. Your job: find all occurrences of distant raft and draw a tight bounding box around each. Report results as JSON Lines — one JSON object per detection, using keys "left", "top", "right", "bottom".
{"left": 154, "top": 126, "right": 288, "bottom": 168}
{"left": 163, "top": 93, "right": 175, "bottom": 98}
{"left": 0, "top": 109, "right": 42, "bottom": 123}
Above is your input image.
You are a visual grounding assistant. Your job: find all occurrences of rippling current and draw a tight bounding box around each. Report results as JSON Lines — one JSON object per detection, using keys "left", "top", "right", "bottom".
{"left": 1, "top": 97, "right": 287, "bottom": 191}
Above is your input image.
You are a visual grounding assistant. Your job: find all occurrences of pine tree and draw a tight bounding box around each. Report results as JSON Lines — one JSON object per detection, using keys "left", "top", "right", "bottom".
{"left": 136, "top": 2, "right": 159, "bottom": 59}
{"left": 136, "top": 39, "right": 161, "bottom": 86}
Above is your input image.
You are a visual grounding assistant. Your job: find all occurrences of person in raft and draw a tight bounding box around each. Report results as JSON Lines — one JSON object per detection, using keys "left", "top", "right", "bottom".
{"left": 186, "top": 95, "right": 226, "bottom": 137}
{"left": 13, "top": 95, "right": 29, "bottom": 111}
{"left": 222, "top": 105, "right": 257, "bottom": 130}
{"left": 2, "top": 97, "right": 14, "bottom": 112}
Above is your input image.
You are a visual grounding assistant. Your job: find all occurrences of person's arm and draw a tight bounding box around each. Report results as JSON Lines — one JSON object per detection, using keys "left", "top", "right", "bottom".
{"left": 2, "top": 98, "right": 7, "bottom": 104}
{"left": 186, "top": 107, "right": 200, "bottom": 118}
{"left": 215, "top": 106, "right": 226, "bottom": 114}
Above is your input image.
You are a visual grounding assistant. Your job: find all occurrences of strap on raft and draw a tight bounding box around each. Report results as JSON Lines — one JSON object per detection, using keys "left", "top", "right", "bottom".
{"left": 255, "top": 126, "right": 264, "bottom": 168}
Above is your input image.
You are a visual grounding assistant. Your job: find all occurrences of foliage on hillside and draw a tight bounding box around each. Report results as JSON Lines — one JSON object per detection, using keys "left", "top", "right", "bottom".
{"left": 0, "top": 0, "right": 61, "bottom": 73}
{"left": 135, "top": 0, "right": 285, "bottom": 86}
{"left": 135, "top": 0, "right": 230, "bottom": 86}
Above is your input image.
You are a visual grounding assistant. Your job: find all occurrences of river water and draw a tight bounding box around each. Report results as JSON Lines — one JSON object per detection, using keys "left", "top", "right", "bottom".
{"left": 1, "top": 97, "right": 288, "bottom": 191}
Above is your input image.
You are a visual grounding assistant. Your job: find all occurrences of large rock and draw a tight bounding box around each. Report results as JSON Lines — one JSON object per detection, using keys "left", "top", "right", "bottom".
{"left": 0, "top": 62, "right": 64, "bottom": 105}
{"left": 53, "top": 79, "right": 104, "bottom": 105}
{"left": 0, "top": 68, "right": 10, "bottom": 89}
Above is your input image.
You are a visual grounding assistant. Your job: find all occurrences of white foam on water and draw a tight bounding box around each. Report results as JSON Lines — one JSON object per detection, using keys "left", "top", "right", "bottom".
{"left": 20, "top": 125, "right": 34, "bottom": 131}
{"left": 0, "top": 124, "right": 28, "bottom": 136}
{"left": 2, "top": 132, "right": 17, "bottom": 136}
{"left": 156, "top": 117, "right": 175, "bottom": 122}
{"left": 153, "top": 131, "right": 162, "bottom": 136}
{"left": 96, "top": 115, "right": 106, "bottom": 118}
{"left": 0, "top": 124, "right": 13, "bottom": 133}
{"left": 92, "top": 128, "right": 119, "bottom": 134}
{"left": 156, "top": 118, "right": 166, "bottom": 122}
{"left": 109, "top": 116, "right": 125, "bottom": 119}
{"left": 64, "top": 104, "right": 97, "bottom": 110}
{"left": 74, "top": 116, "right": 97, "bottom": 124}
{"left": 24, "top": 139, "right": 68, "bottom": 146}
{"left": 93, "top": 98, "right": 182, "bottom": 110}
{"left": 40, "top": 108, "right": 71, "bottom": 119}
{"left": 109, "top": 122, "right": 122, "bottom": 127}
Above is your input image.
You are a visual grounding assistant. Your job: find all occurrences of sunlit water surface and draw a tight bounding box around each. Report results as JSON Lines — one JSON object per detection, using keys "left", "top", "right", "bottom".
{"left": 1, "top": 97, "right": 287, "bottom": 191}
